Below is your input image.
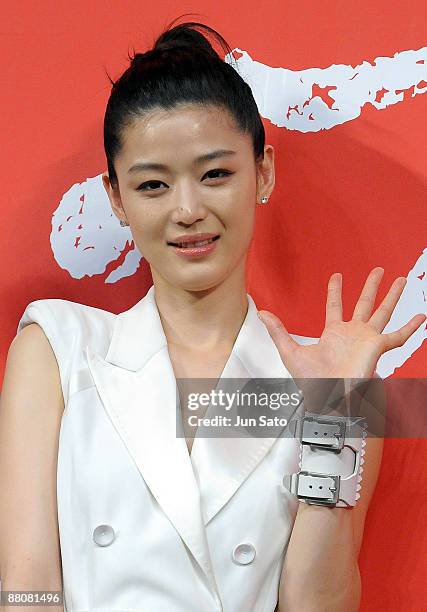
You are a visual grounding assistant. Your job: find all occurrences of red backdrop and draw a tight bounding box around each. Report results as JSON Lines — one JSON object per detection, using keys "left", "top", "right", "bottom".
{"left": 1, "top": 2, "right": 426, "bottom": 609}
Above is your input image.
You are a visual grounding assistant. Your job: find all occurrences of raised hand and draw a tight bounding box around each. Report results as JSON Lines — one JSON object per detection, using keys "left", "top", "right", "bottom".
{"left": 258, "top": 267, "right": 426, "bottom": 380}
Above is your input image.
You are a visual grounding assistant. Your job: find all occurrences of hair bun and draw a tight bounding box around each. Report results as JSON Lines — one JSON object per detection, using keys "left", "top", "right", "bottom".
{"left": 152, "top": 20, "right": 222, "bottom": 60}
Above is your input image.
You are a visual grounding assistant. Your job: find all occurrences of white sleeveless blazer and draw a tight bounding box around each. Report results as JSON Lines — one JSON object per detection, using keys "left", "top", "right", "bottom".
{"left": 16, "top": 285, "right": 301, "bottom": 612}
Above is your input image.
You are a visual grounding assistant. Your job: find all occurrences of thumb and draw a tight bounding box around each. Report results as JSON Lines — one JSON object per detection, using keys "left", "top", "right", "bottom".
{"left": 257, "top": 310, "right": 298, "bottom": 360}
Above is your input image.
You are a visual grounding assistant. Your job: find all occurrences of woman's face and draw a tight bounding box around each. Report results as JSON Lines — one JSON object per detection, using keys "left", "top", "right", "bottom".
{"left": 103, "top": 104, "right": 274, "bottom": 292}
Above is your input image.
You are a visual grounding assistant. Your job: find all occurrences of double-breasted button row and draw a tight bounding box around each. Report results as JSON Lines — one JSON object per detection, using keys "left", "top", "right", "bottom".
{"left": 93, "top": 526, "right": 256, "bottom": 566}
{"left": 232, "top": 543, "right": 256, "bottom": 565}
{"left": 93, "top": 524, "right": 115, "bottom": 547}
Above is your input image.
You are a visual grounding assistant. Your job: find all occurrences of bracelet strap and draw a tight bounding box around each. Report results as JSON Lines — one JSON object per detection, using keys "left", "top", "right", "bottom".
{"left": 283, "top": 411, "right": 368, "bottom": 508}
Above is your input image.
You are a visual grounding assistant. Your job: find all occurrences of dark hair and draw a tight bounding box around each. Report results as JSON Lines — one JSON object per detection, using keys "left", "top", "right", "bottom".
{"left": 103, "top": 14, "right": 265, "bottom": 189}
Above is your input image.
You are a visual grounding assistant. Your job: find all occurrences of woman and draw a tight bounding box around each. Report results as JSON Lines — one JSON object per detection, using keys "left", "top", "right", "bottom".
{"left": 0, "top": 16, "right": 425, "bottom": 612}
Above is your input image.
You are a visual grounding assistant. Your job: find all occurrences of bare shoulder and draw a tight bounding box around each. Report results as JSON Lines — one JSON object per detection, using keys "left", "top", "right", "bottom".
{"left": 3, "top": 322, "right": 64, "bottom": 410}
{"left": 9, "top": 320, "right": 60, "bottom": 361}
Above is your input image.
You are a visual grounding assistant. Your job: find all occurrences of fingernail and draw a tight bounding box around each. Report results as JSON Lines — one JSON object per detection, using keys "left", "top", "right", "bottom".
{"left": 257, "top": 311, "right": 264, "bottom": 321}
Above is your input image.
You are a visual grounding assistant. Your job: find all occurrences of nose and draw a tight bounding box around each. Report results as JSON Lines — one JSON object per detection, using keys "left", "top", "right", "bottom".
{"left": 176, "top": 205, "right": 204, "bottom": 225}
{"left": 171, "top": 192, "right": 207, "bottom": 226}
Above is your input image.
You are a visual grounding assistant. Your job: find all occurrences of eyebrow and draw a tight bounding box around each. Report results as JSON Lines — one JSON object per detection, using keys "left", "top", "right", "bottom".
{"left": 127, "top": 149, "right": 237, "bottom": 174}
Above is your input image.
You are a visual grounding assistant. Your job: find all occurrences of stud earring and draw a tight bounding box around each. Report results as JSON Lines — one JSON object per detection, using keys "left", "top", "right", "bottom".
{"left": 260, "top": 196, "right": 269, "bottom": 204}
{"left": 120, "top": 219, "right": 129, "bottom": 227}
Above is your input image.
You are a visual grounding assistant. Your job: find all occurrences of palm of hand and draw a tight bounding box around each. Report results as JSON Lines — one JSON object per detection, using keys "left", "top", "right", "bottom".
{"left": 258, "top": 267, "right": 426, "bottom": 380}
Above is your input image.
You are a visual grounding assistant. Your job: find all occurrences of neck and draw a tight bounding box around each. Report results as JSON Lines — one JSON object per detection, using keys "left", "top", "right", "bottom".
{"left": 151, "top": 266, "right": 249, "bottom": 353}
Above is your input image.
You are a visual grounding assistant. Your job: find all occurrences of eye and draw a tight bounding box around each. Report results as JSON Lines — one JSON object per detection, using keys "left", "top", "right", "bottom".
{"left": 136, "top": 180, "right": 166, "bottom": 192}
{"left": 135, "top": 169, "right": 233, "bottom": 192}
{"left": 204, "top": 169, "right": 233, "bottom": 180}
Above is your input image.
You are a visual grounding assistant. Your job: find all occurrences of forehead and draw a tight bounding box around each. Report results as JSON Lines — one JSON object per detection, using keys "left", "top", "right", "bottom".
{"left": 117, "top": 104, "right": 251, "bottom": 167}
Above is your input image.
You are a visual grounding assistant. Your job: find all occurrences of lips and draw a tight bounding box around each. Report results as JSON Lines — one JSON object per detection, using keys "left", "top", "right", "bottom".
{"left": 168, "top": 235, "right": 220, "bottom": 248}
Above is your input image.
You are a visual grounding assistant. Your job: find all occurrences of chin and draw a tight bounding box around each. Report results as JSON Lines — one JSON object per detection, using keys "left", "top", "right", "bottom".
{"left": 177, "top": 280, "right": 222, "bottom": 293}
{"left": 168, "top": 271, "right": 228, "bottom": 293}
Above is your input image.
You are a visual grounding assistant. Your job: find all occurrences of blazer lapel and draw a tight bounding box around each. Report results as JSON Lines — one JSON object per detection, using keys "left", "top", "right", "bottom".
{"left": 189, "top": 293, "right": 297, "bottom": 525}
{"left": 85, "top": 286, "right": 218, "bottom": 593}
{"left": 85, "top": 285, "right": 297, "bottom": 593}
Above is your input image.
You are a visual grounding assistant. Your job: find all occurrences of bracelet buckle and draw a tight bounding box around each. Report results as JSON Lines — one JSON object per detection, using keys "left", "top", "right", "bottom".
{"left": 301, "top": 415, "right": 346, "bottom": 451}
{"left": 294, "top": 471, "right": 340, "bottom": 505}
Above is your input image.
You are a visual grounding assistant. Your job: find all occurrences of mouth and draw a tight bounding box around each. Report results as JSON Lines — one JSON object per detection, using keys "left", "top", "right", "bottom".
{"left": 167, "top": 235, "right": 220, "bottom": 248}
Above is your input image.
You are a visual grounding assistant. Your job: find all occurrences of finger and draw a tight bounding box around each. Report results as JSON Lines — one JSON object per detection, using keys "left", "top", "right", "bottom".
{"left": 325, "top": 273, "right": 343, "bottom": 326}
{"left": 352, "top": 267, "right": 384, "bottom": 322}
{"left": 369, "top": 276, "right": 407, "bottom": 332}
{"left": 379, "top": 314, "right": 427, "bottom": 351}
{"left": 257, "top": 310, "right": 299, "bottom": 361}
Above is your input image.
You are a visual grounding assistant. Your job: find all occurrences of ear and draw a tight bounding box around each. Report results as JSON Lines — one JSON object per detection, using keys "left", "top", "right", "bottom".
{"left": 102, "top": 171, "right": 128, "bottom": 225}
{"left": 255, "top": 144, "right": 275, "bottom": 203}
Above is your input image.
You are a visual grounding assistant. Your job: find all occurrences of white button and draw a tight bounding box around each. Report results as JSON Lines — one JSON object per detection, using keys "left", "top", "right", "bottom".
{"left": 232, "top": 543, "right": 256, "bottom": 565}
{"left": 93, "top": 524, "right": 115, "bottom": 546}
